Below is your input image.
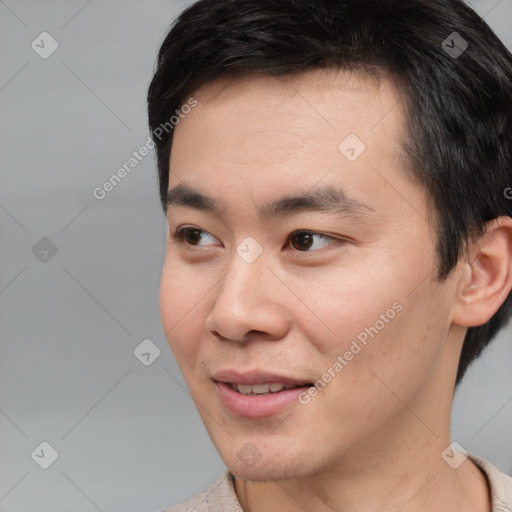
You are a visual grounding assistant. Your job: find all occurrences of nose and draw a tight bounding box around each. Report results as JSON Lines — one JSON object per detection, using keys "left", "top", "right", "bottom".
{"left": 204, "top": 251, "right": 290, "bottom": 343}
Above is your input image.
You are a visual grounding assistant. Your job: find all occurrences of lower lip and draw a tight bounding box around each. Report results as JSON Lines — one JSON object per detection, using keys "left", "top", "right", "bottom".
{"left": 215, "top": 382, "right": 311, "bottom": 418}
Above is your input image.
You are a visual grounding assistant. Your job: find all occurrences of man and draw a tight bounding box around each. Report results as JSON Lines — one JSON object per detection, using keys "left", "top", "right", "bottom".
{"left": 147, "top": 0, "right": 512, "bottom": 510}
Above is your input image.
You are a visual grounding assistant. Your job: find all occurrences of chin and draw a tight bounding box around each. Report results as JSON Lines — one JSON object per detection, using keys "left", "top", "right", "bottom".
{"left": 224, "top": 449, "right": 312, "bottom": 482}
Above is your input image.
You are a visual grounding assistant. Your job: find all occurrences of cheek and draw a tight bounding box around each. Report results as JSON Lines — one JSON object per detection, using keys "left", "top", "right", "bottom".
{"left": 159, "top": 260, "right": 207, "bottom": 363}
{"left": 289, "top": 262, "right": 404, "bottom": 355}
{"left": 294, "top": 257, "right": 445, "bottom": 390}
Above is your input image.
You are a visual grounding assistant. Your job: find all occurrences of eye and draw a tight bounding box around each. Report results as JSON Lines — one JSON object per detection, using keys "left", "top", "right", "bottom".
{"left": 171, "top": 227, "right": 340, "bottom": 252}
{"left": 171, "top": 226, "right": 219, "bottom": 246}
{"left": 288, "top": 230, "right": 336, "bottom": 252}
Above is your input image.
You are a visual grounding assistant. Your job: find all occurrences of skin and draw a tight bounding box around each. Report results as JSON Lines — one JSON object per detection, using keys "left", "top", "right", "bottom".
{"left": 160, "top": 69, "right": 512, "bottom": 511}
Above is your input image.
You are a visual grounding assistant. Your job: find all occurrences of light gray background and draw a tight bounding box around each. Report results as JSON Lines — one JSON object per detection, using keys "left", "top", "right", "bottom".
{"left": 1, "top": 1, "right": 511, "bottom": 511}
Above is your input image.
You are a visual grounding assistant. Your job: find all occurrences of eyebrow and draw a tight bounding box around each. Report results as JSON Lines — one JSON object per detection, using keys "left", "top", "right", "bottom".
{"left": 165, "top": 183, "right": 375, "bottom": 219}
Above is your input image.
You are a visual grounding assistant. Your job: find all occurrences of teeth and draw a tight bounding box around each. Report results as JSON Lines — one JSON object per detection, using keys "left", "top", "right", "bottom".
{"left": 251, "top": 383, "right": 270, "bottom": 393}
{"left": 232, "top": 382, "right": 300, "bottom": 395}
{"left": 236, "top": 384, "right": 253, "bottom": 394}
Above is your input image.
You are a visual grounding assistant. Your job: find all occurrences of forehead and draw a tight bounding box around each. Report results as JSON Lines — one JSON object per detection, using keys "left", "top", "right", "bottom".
{"left": 171, "top": 68, "right": 404, "bottom": 165}
{"left": 188, "top": 68, "right": 402, "bottom": 130}
{"left": 168, "top": 68, "right": 425, "bottom": 227}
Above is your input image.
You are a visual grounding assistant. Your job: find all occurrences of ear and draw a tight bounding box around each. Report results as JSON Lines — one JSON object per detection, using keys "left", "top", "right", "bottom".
{"left": 452, "top": 216, "right": 512, "bottom": 327}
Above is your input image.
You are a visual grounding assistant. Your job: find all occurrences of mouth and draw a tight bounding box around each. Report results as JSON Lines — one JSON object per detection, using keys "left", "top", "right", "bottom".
{"left": 226, "top": 382, "right": 313, "bottom": 395}
{"left": 212, "top": 370, "right": 314, "bottom": 417}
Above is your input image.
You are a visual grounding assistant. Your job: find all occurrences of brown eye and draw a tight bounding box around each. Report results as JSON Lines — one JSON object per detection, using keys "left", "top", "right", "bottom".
{"left": 183, "top": 228, "right": 203, "bottom": 245}
{"left": 290, "top": 231, "right": 336, "bottom": 252}
{"left": 174, "top": 227, "right": 218, "bottom": 246}
{"left": 290, "top": 232, "right": 315, "bottom": 251}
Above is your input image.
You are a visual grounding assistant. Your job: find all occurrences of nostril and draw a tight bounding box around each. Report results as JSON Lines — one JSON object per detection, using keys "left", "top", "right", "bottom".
{"left": 247, "top": 329, "right": 266, "bottom": 337}
{"left": 212, "top": 329, "right": 267, "bottom": 343}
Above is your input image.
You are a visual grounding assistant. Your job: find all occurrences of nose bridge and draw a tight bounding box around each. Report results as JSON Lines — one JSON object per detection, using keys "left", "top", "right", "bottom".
{"left": 206, "top": 245, "right": 289, "bottom": 341}
{"left": 218, "top": 248, "right": 268, "bottom": 308}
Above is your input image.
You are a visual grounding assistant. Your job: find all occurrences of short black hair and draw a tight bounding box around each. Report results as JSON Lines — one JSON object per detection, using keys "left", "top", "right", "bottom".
{"left": 147, "top": 0, "right": 512, "bottom": 385}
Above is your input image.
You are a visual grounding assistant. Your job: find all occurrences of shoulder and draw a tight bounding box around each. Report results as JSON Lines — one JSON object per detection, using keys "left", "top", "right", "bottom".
{"left": 469, "top": 454, "right": 512, "bottom": 511}
{"left": 161, "top": 469, "right": 241, "bottom": 512}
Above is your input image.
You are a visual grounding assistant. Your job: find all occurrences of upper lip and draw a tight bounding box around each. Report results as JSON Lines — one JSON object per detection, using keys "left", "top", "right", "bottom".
{"left": 212, "top": 369, "right": 312, "bottom": 386}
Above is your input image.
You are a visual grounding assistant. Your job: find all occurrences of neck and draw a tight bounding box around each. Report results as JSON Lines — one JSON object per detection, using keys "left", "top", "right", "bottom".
{"left": 235, "top": 446, "right": 491, "bottom": 512}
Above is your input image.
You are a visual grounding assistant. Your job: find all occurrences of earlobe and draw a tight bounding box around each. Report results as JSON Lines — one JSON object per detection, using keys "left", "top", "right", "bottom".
{"left": 452, "top": 216, "right": 512, "bottom": 328}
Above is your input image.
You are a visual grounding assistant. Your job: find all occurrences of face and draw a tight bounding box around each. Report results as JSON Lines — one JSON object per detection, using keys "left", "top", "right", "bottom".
{"left": 160, "top": 69, "right": 464, "bottom": 481}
